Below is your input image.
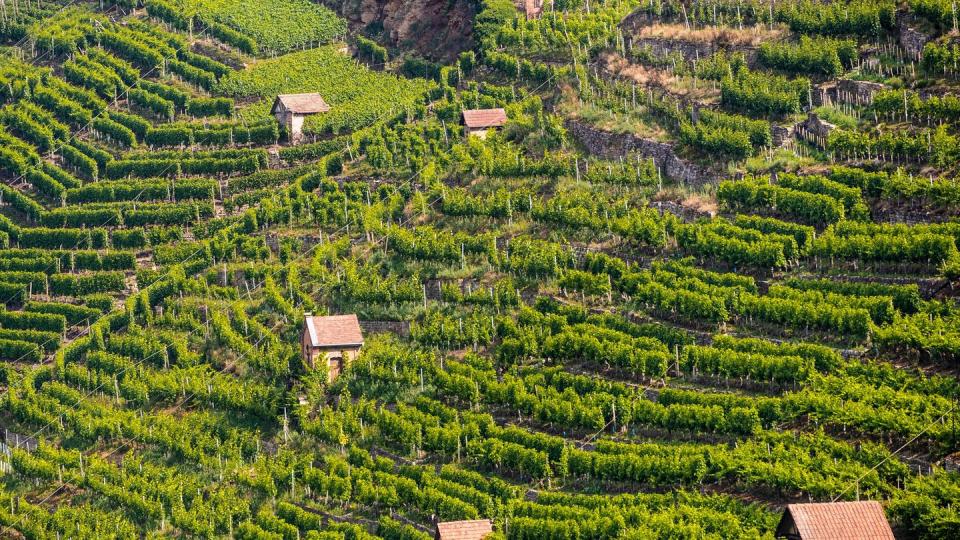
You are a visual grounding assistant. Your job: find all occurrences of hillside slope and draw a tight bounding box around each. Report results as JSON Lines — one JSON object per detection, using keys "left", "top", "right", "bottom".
{"left": 323, "top": 0, "right": 476, "bottom": 60}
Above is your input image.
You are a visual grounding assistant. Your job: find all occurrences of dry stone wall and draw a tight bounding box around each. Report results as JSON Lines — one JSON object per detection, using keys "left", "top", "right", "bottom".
{"left": 897, "top": 12, "right": 931, "bottom": 59}
{"left": 567, "top": 120, "right": 718, "bottom": 186}
{"left": 631, "top": 37, "right": 759, "bottom": 65}
{"left": 360, "top": 320, "right": 411, "bottom": 337}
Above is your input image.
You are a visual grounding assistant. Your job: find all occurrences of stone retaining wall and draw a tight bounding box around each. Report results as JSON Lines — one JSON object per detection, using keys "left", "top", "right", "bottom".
{"left": 360, "top": 320, "right": 411, "bottom": 337}
{"left": 567, "top": 120, "right": 718, "bottom": 186}
{"left": 631, "top": 37, "right": 758, "bottom": 65}
{"left": 815, "top": 79, "right": 886, "bottom": 107}
{"left": 794, "top": 112, "right": 836, "bottom": 149}
{"left": 897, "top": 12, "right": 930, "bottom": 59}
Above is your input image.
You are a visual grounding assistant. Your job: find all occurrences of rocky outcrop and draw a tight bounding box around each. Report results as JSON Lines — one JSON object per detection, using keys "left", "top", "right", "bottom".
{"left": 770, "top": 125, "right": 791, "bottom": 147}
{"left": 567, "top": 120, "right": 718, "bottom": 187}
{"left": 619, "top": 9, "right": 656, "bottom": 32}
{"left": 897, "top": 11, "right": 931, "bottom": 60}
{"left": 322, "top": 0, "right": 475, "bottom": 62}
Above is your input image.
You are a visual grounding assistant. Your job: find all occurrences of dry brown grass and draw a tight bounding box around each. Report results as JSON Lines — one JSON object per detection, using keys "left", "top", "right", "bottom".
{"left": 635, "top": 23, "right": 783, "bottom": 47}
{"left": 797, "top": 164, "right": 832, "bottom": 176}
{"left": 651, "top": 189, "right": 718, "bottom": 216}
{"left": 651, "top": 187, "right": 687, "bottom": 202}
{"left": 556, "top": 80, "right": 670, "bottom": 140}
{"left": 681, "top": 193, "right": 718, "bottom": 215}
{"left": 601, "top": 53, "right": 720, "bottom": 103}
{"left": 602, "top": 53, "right": 676, "bottom": 88}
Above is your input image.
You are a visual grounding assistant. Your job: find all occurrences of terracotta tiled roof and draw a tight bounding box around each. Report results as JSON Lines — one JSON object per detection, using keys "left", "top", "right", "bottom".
{"left": 776, "top": 501, "right": 895, "bottom": 540}
{"left": 436, "top": 519, "right": 493, "bottom": 540}
{"left": 462, "top": 108, "right": 507, "bottom": 129}
{"left": 271, "top": 93, "right": 331, "bottom": 114}
{"left": 304, "top": 314, "right": 363, "bottom": 348}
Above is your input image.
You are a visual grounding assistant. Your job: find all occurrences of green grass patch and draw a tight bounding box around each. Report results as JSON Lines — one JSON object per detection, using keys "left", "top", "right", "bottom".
{"left": 216, "top": 46, "right": 433, "bottom": 135}
{"left": 172, "top": 0, "right": 346, "bottom": 55}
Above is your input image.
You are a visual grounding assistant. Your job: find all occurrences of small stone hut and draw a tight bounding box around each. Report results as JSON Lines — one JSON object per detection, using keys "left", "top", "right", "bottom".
{"left": 301, "top": 314, "right": 363, "bottom": 382}
{"left": 271, "top": 93, "right": 330, "bottom": 144}
{"left": 462, "top": 108, "right": 508, "bottom": 139}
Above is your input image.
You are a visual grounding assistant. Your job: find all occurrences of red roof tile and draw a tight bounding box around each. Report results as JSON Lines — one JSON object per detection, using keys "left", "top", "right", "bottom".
{"left": 776, "top": 501, "right": 895, "bottom": 540}
{"left": 462, "top": 108, "right": 508, "bottom": 129}
{"left": 436, "top": 519, "right": 493, "bottom": 540}
{"left": 304, "top": 314, "right": 363, "bottom": 348}
{"left": 271, "top": 93, "right": 331, "bottom": 114}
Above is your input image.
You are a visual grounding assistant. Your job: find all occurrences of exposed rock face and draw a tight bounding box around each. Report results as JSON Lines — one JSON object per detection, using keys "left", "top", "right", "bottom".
{"left": 770, "top": 125, "right": 791, "bottom": 147}
{"left": 567, "top": 120, "right": 718, "bottom": 187}
{"left": 897, "top": 12, "right": 931, "bottom": 60}
{"left": 619, "top": 10, "right": 656, "bottom": 32}
{"left": 322, "top": 0, "right": 475, "bottom": 61}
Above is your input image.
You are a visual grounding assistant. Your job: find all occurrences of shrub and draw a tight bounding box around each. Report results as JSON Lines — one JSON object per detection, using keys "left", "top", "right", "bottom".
{"left": 0, "top": 282, "right": 28, "bottom": 306}
{"left": 186, "top": 97, "right": 234, "bottom": 117}
{"left": 49, "top": 272, "right": 126, "bottom": 296}
{"left": 0, "top": 310, "right": 66, "bottom": 333}
{"left": 92, "top": 117, "right": 137, "bottom": 147}
{"left": 0, "top": 338, "right": 41, "bottom": 362}
{"left": 25, "top": 301, "right": 102, "bottom": 325}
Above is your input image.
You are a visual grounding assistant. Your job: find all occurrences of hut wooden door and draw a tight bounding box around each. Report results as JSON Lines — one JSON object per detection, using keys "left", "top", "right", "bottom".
{"left": 328, "top": 356, "right": 343, "bottom": 383}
